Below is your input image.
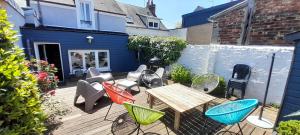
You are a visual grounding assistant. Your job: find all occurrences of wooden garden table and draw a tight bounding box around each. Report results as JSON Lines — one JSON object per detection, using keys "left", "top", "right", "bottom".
{"left": 146, "top": 83, "right": 216, "bottom": 131}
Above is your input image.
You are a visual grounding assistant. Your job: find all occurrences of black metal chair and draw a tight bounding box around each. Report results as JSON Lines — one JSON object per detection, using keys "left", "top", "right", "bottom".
{"left": 226, "top": 64, "right": 251, "bottom": 99}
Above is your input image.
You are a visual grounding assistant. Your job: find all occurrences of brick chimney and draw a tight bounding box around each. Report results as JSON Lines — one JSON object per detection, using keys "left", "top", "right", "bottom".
{"left": 147, "top": 0, "right": 156, "bottom": 17}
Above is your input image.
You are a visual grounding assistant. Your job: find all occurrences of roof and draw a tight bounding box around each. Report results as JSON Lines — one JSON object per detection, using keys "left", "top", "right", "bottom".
{"left": 32, "top": 0, "right": 125, "bottom": 15}
{"left": 182, "top": 0, "right": 243, "bottom": 28}
{"left": 21, "top": 25, "right": 128, "bottom": 36}
{"left": 117, "top": 2, "right": 167, "bottom": 30}
{"left": 209, "top": 0, "right": 248, "bottom": 20}
{"left": 285, "top": 31, "right": 300, "bottom": 41}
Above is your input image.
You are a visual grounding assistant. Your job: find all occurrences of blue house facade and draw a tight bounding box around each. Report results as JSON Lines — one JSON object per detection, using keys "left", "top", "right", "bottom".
{"left": 276, "top": 31, "right": 300, "bottom": 125}
{"left": 21, "top": 26, "right": 137, "bottom": 81}
{"left": 19, "top": 0, "right": 138, "bottom": 81}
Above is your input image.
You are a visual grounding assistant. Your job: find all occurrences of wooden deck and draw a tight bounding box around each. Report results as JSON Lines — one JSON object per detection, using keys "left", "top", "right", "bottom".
{"left": 49, "top": 81, "right": 278, "bottom": 135}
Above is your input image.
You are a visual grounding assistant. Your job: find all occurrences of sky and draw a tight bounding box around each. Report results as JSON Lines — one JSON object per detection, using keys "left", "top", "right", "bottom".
{"left": 117, "top": 0, "right": 233, "bottom": 29}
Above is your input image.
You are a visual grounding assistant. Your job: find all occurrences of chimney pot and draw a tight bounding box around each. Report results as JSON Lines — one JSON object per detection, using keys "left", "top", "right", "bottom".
{"left": 147, "top": 0, "right": 156, "bottom": 17}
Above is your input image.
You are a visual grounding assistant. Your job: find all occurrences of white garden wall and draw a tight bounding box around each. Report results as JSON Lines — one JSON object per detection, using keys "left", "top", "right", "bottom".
{"left": 177, "top": 45, "right": 294, "bottom": 104}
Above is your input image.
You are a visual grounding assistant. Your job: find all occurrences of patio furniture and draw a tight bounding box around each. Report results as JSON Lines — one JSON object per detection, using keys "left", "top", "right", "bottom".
{"left": 116, "top": 79, "right": 140, "bottom": 92}
{"left": 123, "top": 102, "right": 166, "bottom": 135}
{"left": 127, "top": 64, "right": 147, "bottom": 82}
{"left": 74, "top": 80, "right": 105, "bottom": 112}
{"left": 226, "top": 64, "right": 251, "bottom": 99}
{"left": 140, "top": 68, "right": 164, "bottom": 88}
{"left": 86, "top": 67, "right": 114, "bottom": 83}
{"left": 146, "top": 83, "right": 216, "bottom": 130}
{"left": 102, "top": 82, "right": 135, "bottom": 120}
{"left": 205, "top": 99, "right": 258, "bottom": 135}
{"left": 191, "top": 74, "right": 220, "bottom": 94}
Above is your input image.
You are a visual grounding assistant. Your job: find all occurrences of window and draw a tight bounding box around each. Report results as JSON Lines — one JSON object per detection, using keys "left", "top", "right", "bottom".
{"left": 148, "top": 21, "right": 159, "bottom": 29}
{"left": 126, "top": 16, "right": 134, "bottom": 24}
{"left": 69, "top": 50, "right": 110, "bottom": 74}
{"left": 80, "top": 2, "right": 92, "bottom": 25}
{"left": 76, "top": 0, "right": 94, "bottom": 29}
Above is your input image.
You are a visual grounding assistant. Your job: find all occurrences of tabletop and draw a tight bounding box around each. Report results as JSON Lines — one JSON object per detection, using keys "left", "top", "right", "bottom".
{"left": 146, "top": 83, "right": 216, "bottom": 113}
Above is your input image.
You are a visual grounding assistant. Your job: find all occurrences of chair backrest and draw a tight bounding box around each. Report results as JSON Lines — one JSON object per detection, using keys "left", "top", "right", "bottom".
{"left": 102, "top": 82, "right": 135, "bottom": 104}
{"left": 205, "top": 99, "right": 258, "bottom": 125}
{"left": 155, "top": 68, "right": 165, "bottom": 78}
{"left": 77, "top": 80, "right": 98, "bottom": 98}
{"left": 232, "top": 64, "right": 251, "bottom": 80}
{"left": 136, "top": 65, "right": 147, "bottom": 72}
{"left": 123, "top": 102, "right": 165, "bottom": 125}
{"left": 191, "top": 74, "right": 219, "bottom": 94}
{"left": 87, "top": 67, "right": 100, "bottom": 78}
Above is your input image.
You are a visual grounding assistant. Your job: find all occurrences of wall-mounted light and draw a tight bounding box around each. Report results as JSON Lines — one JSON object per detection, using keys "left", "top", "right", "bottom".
{"left": 86, "top": 36, "right": 94, "bottom": 44}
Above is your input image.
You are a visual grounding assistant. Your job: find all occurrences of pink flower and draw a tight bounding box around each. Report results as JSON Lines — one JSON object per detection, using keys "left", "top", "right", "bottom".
{"left": 38, "top": 72, "right": 48, "bottom": 81}
{"left": 48, "top": 90, "right": 56, "bottom": 96}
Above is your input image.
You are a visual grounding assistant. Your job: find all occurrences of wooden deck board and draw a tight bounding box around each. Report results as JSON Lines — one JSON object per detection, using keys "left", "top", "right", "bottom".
{"left": 49, "top": 81, "right": 278, "bottom": 135}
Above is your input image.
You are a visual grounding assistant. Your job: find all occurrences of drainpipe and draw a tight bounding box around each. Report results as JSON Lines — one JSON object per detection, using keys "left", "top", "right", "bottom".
{"left": 37, "top": 0, "right": 43, "bottom": 26}
{"left": 97, "top": 10, "right": 100, "bottom": 30}
{"left": 241, "top": 0, "right": 255, "bottom": 45}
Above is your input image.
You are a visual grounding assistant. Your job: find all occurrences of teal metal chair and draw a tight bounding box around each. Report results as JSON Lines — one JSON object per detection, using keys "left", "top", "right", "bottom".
{"left": 123, "top": 102, "right": 167, "bottom": 134}
{"left": 205, "top": 99, "right": 258, "bottom": 135}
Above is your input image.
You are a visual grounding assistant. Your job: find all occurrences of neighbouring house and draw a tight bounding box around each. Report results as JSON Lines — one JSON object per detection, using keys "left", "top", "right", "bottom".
{"left": 117, "top": 0, "right": 187, "bottom": 39}
{"left": 182, "top": 0, "right": 242, "bottom": 44}
{"left": 0, "top": 0, "right": 26, "bottom": 48}
{"left": 210, "top": 0, "right": 300, "bottom": 45}
{"left": 19, "top": 0, "right": 137, "bottom": 82}
{"left": 117, "top": 0, "right": 168, "bottom": 36}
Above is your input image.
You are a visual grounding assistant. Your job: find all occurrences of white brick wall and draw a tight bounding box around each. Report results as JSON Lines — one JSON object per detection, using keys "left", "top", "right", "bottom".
{"left": 177, "top": 45, "right": 294, "bottom": 104}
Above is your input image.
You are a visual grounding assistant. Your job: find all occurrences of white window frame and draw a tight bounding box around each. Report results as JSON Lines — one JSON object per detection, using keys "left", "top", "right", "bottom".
{"left": 148, "top": 20, "right": 159, "bottom": 29}
{"left": 68, "top": 50, "right": 111, "bottom": 74}
{"left": 75, "top": 0, "right": 95, "bottom": 29}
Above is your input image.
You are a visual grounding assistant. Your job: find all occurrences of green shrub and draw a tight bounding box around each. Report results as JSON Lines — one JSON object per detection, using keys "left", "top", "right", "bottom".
{"left": 170, "top": 64, "right": 192, "bottom": 85}
{"left": 128, "top": 36, "right": 187, "bottom": 66}
{"left": 0, "top": 10, "right": 46, "bottom": 134}
{"left": 277, "top": 120, "right": 300, "bottom": 135}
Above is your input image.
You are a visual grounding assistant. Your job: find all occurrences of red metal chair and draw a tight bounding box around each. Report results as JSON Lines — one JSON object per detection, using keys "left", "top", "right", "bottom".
{"left": 102, "top": 82, "right": 135, "bottom": 120}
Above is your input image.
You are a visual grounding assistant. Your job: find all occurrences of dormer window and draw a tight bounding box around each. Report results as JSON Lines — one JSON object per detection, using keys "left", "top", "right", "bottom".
{"left": 126, "top": 16, "right": 134, "bottom": 24}
{"left": 148, "top": 21, "right": 159, "bottom": 29}
{"left": 80, "top": 2, "right": 91, "bottom": 24}
{"left": 76, "top": 0, "right": 95, "bottom": 29}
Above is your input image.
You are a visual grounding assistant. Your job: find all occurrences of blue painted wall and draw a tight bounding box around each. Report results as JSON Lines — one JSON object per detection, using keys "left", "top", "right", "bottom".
{"left": 21, "top": 27, "right": 137, "bottom": 79}
{"left": 277, "top": 40, "right": 300, "bottom": 123}
{"left": 182, "top": 0, "right": 241, "bottom": 28}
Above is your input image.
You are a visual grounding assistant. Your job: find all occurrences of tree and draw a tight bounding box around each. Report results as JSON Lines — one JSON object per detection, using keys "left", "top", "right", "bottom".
{"left": 0, "top": 10, "right": 46, "bottom": 134}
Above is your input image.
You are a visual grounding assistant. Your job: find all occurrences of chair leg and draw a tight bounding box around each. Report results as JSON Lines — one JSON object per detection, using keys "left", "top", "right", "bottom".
{"left": 165, "top": 123, "right": 169, "bottom": 135}
{"left": 241, "top": 87, "right": 246, "bottom": 99}
{"left": 136, "top": 124, "right": 140, "bottom": 135}
{"left": 137, "top": 85, "right": 141, "bottom": 92}
{"left": 237, "top": 123, "right": 243, "bottom": 135}
{"left": 104, "top": 102, "right": 113, "bottom": 120}
{"left": 225, "top": 87, "right": 230, "bottom": 98}
{"left": 74, "top": 94, "right": 79, "bottom": 105}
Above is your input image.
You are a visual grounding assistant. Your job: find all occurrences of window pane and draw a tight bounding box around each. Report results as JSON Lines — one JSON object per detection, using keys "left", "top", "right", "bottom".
{"left": 149, "top": 22, "right": 153, "bottom": 27}
{"left": 70, "top": 52, "right": 83, "bottom": 70}
{"left": 80, "top": 3, "right": 85, "bottom": 20}
{"left": 85, "top": 3, "right": 91, "bottom": 21}
{"left": 85, "top": 52, "right": 95, "bottom": 69}
{"left": 154, "top": 22, "right": 158, "bottom": 28}
{"left": 98, "top": 52, "right": 108, "bottom": 68}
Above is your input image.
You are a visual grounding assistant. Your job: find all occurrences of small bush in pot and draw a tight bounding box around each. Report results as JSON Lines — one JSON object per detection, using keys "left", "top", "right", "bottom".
{"left": 277, "top": 120, "right": 300, "bottom": 135}
{"left": 170, "top": 64, "right": 192, "bottom": 85}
